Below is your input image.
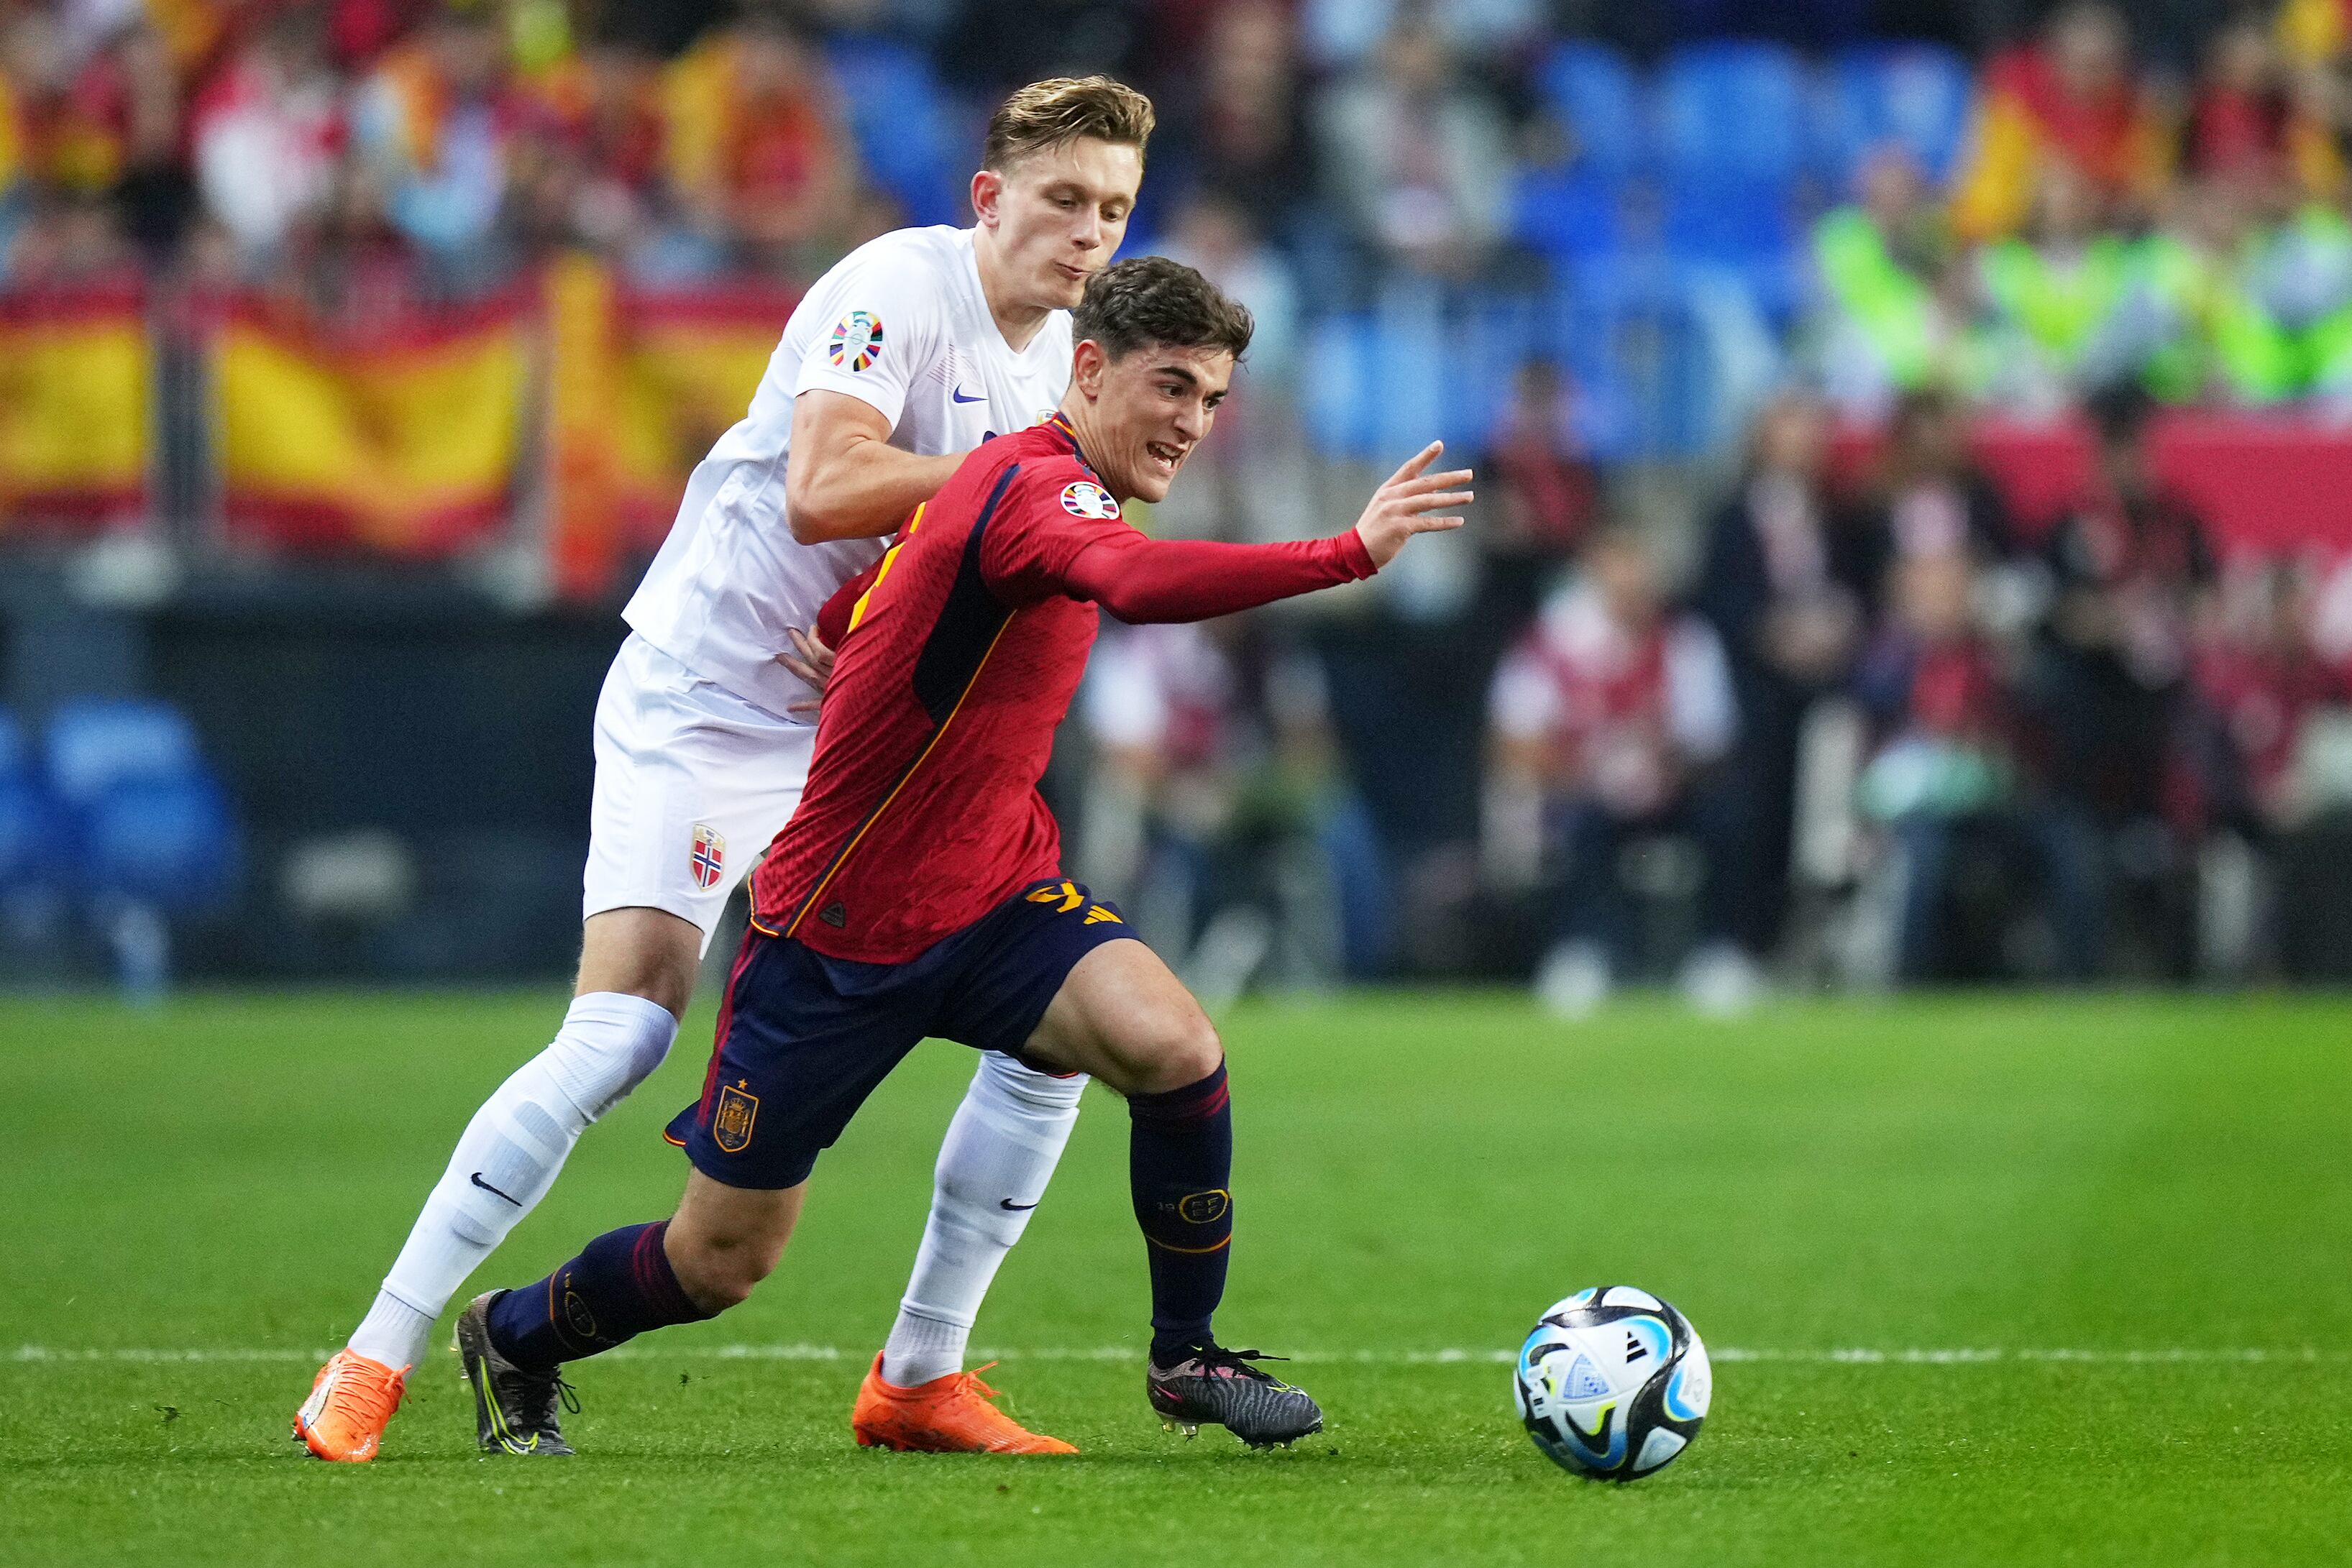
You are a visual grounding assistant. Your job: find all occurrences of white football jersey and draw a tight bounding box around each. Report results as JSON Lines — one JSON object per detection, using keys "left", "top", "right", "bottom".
{"left": 623, "top": 225, "right": 1074, "bottom": 720}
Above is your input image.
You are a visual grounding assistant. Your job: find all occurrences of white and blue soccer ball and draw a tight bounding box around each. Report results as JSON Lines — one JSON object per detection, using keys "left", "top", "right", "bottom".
{"left": 1513, "top": 1285, "right": 1711, "bottom": 1481}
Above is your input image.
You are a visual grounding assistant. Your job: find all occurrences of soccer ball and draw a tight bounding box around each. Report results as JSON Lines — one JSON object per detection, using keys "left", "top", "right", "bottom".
{"left": 1512, "top": 1285, "right": 1711, "bottom": 1480}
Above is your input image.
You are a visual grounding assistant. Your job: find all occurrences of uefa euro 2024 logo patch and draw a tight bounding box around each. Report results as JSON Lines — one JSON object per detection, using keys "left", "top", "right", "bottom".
{"left": 1061, "top": 480, "right": 1120, "bottom": 519}
{"left": 828, "top": 310, "right": 884, "bottom": 371}
{"left": 690, "top": 824, "right": 725, "bottom": 890}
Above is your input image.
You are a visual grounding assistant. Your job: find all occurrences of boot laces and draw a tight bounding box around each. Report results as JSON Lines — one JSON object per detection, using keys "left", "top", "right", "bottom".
{"left": 326, "top": 1357, "right": 406, "bottom": 1424}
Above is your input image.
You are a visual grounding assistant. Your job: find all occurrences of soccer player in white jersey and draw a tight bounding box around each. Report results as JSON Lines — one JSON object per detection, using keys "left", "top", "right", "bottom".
{"left": 296, "top": 76, "right": 1153, "bottom": 1462}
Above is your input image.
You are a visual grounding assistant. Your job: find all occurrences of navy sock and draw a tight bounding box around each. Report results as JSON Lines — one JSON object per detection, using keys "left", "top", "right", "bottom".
{"left": 485, "top": 1220, "right": 713, "bottom": 1372}
{"left": 1127, "top": 1063, "right": 1233, "bottom": 1365}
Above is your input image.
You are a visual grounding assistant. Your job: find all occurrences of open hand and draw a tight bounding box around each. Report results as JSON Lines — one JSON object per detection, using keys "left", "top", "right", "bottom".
{"left": 1353, "top": 442, "right": 1473, "bottom": 570}
{"left": 775, "top": 625, "right": 836, "bottom": 716}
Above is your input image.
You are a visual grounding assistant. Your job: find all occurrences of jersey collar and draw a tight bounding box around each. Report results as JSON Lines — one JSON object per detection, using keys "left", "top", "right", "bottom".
{"left": 1045, "top": 411, "right": 1099, "bottom": 476}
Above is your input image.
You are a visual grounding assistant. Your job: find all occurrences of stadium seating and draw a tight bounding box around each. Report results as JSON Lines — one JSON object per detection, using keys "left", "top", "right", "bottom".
{"left": 0, "top": 707, "right": 49, "bottom": 897}
{"left": 1538, "top": 41, "right": 1649, "bottom": 178}
{"left": 44, "top": 700, "right": 238, "bottom": 912}
{"left": 824, "top": 37, "right": 963, "bottom": 229}
{"left": 1813, "top": 44, "right": 1976, "bottom": 190}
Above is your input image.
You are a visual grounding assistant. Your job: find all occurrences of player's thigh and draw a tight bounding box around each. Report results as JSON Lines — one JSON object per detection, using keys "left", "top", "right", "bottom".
{"left": 667, "top": 1170, "right": 807, "bottom": 1309}
{"left": 1020, "top": 938, "right": 1222, "bottom": 1096}
{"left": 583, "top": 639, "right": 811, "bottom": 974}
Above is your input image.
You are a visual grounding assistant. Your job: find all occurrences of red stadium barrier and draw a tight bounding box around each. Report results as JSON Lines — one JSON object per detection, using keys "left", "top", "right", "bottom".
{"left": 1835, "top": 412, "right": 2352, "bottom": 556}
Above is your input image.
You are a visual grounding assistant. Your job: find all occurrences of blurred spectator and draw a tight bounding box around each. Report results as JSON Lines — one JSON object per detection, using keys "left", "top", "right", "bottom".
{"left": 1472, "top": 359, "right": 1601, "bottom": 628}
{"left": 935, "top": 0, "right": 1140, "bottom": 95}
{"left": 1487, "top": 526, "right": 1750, "bottom": 1015}
{"left": 2124, "top": 175, "right": 2294, "bottom": 405}
{"left": 2036, "top": 385, "right": 2215, "bottom": 821}
{"left": 1316, "top": 17, "right": 1510, "bottom": 280}
{"left": 1693, "top": 390, "right": 1868, "bottom": 958}
{"left": 1807, "top": 148, "right": 1977, "bottom": 417}
{"left": 349, "top": 0, "right": 522, "bottom": 288}
{"left": 2027, "top": 385, "right": 2218, "bottom": 972}
{"left": 662, "top": 6, "right": 859, "bottom": 283}
{"left": 1856, "top": 549, "right": 2098, "bottom": 981}
{"left": 190, "top": 8, "right": 344, "bottom": 278}
{"left": 0, "top": 4, "right": 183, "bottom": 275}
{"left": 2182, "top": 14, "right": 2343, "bottom": 199}
{"left": 1161, "top": 190, "right": 1299, "bottom": 387}
{"left": 2188, "top": 559, "right": 2345, "bottom": 839}
{"left": 1163, "top": 0, "right": 1312, "bottom": 240}
{"left": 1079, "top": 622, "right": 1391, "bottom": 995}
{"left": 1951, "top": 1, "right": 2169, "bottom": 243}
{"left": 1853, "top": 387, "right": 2014, "bottom": 608}
{"left": 511, "top": 29, "right": 683, "bottom": 271}
{"left": 1974, "top": 160, "right": 2137, "bottom": 412}
{"left": 1301, "top": 0, "right": 1543, "bottom": 73}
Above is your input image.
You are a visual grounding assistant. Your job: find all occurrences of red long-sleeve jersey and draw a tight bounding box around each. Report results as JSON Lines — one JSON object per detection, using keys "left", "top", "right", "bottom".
{"left": 751, "top": 415, "right": 1374, "bottom": 961}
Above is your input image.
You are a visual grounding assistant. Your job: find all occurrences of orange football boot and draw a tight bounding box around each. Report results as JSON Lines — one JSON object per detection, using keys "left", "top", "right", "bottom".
{"left": 293, "top": 1349, "right": 408, "bottom": 1462}
{"left": 851, "top": 1353, "right": 1078, "bottom": 1454}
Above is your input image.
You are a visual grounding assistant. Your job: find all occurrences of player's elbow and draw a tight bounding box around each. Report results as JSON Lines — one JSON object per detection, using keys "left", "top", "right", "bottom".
{"left": 784, "top": 468, "right": 841, "bottom": 544}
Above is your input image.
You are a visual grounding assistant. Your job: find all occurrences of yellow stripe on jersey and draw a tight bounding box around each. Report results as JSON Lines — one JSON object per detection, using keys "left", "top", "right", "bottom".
{"left": 847, "top": 502, "right": 925, "bottom": 635}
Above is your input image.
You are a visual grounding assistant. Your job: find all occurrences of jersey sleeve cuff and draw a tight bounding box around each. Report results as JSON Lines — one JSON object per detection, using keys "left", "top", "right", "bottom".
{"left": 1337, "top": 527, "right": 1376, "bottom": 579}
{"left": 792, "top": 367, "right": 908, "bottom": 428}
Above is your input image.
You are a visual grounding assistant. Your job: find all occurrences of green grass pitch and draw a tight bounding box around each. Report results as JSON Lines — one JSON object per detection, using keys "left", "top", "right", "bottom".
{"left": 4, "top": 989, "right": 2351, "bottom": 1566}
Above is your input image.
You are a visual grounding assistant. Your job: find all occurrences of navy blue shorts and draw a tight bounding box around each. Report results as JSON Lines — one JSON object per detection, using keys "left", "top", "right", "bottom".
{"left": 664, "top": 877, "right": 1138, "bottom": 1189}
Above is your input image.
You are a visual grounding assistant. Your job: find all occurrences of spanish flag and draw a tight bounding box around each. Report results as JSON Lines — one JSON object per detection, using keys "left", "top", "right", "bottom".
{"left": 614, "top": 283, "right": 795, "bottom": 543}
{"left": 0, "top": 285, "right": 150, "bottom": 534}
{"left": 542, "top": 252, "right": 793, "bottom": 597}
{"left": 211, "top": 293, "right": 528, "bottom": 554}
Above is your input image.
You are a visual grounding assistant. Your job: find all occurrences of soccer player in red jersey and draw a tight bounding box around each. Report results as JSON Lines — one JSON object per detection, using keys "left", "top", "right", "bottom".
{"left": 454, "top": 257, "right": 1471, "bottom": 1450}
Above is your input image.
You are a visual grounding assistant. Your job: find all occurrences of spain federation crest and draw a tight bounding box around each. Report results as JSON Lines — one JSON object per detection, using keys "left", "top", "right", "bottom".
{"left": 1061, "top": 480, "right": 1120, "bottom": 519}
{"left": 713, "top": 1081, "right": 759, "bottom": 1154}
{"left": 828, "top": 310, "right": 884, "bottom": 370}
{"left": 689, "top": 824, "right": 725, "bottom": 889}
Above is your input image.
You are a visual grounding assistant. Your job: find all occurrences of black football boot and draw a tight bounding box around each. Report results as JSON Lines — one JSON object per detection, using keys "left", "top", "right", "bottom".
{"left": 455, "top": 1291, "right": 579, "bottom": 1456}
{"left": 1146, "top": 1344, "right": 1324, "bottom": 1448}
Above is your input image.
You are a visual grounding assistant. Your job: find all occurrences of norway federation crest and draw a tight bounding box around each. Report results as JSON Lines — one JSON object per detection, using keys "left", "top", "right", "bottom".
{"left": 1061, "top": 480, "right": 1120, "bottom": 519}
{"left": 689, "top": 824, "right": 725, "bottom": 889}
{"left": 828, "top": 310, "right": 884, "bottom": 370}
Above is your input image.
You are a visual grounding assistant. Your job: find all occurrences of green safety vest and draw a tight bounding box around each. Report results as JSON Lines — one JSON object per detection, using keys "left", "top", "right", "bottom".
{"left": 1813, "top": 208, "right": 1992, "bottom": 394}
{"left": 2291, "top": 205, "right": 2352, "bottom": 395}
{"left": 1978, "top": 236, "right": 2133, "bottom": 370}
{"left": 2133, "top": 234, "right": 2302, "bottom": 405}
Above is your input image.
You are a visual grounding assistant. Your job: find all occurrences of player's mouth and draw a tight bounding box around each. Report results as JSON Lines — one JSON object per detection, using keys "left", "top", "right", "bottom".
{"left": 1054, "top": 262, "right": 1092, "bottom": 283}
{"left": 1144, "top": 439, "right": 1186, "bottom": 477}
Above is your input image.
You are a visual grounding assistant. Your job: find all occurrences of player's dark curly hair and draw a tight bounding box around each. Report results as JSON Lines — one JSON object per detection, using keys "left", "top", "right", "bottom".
{"left": 1073, "top": 257, "right": 1254, "bottom": 365}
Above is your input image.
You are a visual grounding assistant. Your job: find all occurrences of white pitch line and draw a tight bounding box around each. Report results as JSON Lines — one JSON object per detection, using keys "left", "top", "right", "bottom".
{"left": 9, "top": 1344, "right": 2346, "bottom": 1367}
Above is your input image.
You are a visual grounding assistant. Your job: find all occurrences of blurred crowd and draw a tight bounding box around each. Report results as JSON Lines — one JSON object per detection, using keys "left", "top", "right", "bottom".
{"left": 1475, "top": 379, "right": 2352, "bottom": 1009}
{"left": 12, "top": 0, "right": 2352, "bottom": 997}
{"left": 1805, "top": 0, "right": 2352, "bottom": 418}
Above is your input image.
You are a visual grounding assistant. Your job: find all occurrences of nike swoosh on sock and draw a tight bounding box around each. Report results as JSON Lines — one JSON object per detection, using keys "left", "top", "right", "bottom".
{"left": 470, "top": 1172, "right": 523, "bottom": 1207}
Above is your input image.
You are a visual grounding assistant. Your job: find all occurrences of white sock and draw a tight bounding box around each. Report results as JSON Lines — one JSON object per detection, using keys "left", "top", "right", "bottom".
{"left": 880, "top": 1053, "right": 1086, "bottom": 1387}
{"left": 345, "top": 991, "right": 678, "bottom": 1370}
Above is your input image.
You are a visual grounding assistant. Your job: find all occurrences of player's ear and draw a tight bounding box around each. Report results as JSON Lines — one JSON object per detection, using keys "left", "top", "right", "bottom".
{"left": 971, "top": 168, "right": 1003, "bottom": 229}
{"left": 1071, "top": 339, "right": 1107, "bottom": 399}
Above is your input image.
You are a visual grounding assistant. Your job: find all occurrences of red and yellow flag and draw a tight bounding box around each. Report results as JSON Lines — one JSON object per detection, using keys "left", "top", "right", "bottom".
{"left": 542, "top": 251, "right": 793, "bottom": 595}
{"left": 211, "top": 292, "right": 528, "bottom": 554}
{"left": 0, "top": 285, "right": 150, "bottom": 535}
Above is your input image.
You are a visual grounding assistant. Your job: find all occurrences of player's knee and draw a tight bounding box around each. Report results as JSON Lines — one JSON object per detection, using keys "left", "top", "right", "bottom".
{"left": 1129, "top": 1007, "right": 1223, "bottom": 1095}
{"left": 666, "top": 1231, "right": 774, "bottom": 1313}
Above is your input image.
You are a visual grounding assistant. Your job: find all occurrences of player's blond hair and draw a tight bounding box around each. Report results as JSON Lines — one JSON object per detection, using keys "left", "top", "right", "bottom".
{"left": 982, "top": 76, "right": 1155, "bottom": 173}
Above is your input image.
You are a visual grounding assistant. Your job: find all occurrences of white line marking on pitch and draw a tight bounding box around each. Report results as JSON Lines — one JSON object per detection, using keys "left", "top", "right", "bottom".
{"left": 10, "top": 1344, "right": 2343, "bottom": 1367}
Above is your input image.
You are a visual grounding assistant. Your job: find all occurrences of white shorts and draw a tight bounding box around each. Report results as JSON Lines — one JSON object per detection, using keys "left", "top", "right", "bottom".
{"left": 585, "top": 633, "right": 815, "bottom": 954}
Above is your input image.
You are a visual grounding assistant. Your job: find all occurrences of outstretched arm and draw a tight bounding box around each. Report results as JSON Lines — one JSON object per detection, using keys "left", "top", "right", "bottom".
{"left": 1060, "top": 442, "right": 1473, "bottom": 623}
